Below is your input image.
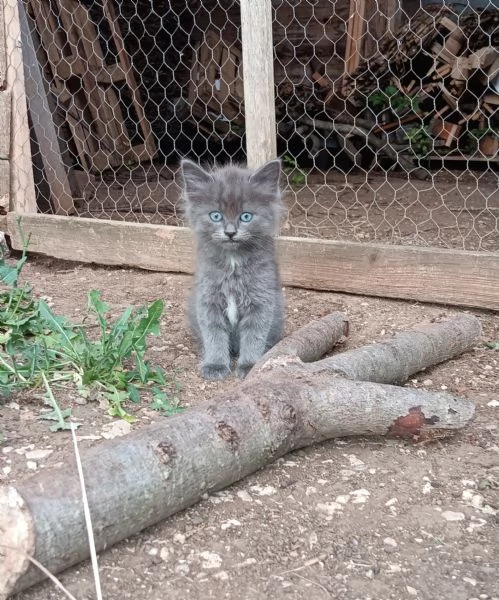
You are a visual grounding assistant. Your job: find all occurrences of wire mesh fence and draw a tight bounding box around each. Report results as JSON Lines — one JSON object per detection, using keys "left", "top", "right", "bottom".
{"left": 9, "top": 0, "right": 499, "bottom": 251}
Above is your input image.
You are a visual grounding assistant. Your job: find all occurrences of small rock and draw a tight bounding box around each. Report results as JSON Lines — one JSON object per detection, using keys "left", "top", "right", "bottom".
{"left": 199, "top": 551, "right": 222, "bottom": 569}
{"left": 384, "top": 537, "right": 397, "bottom": 547}
{"left": 317, "top": 502, "right": 343, "bottom": 516}
{"left": 175, "top": 562, "right": 190, "bottom": 575}
{"left": 463, "top": 490, "right": 485, "bottom": 509}
{"left": 159, "top": 547, "right": 170, "bottom": 562}
{"left": 422, "top": 482, "right": 433, "bottom": 495}
{"left": 335, "top": 494, "right": 350, "bottom": 505}
{"left": 406, "top": 586, "right": 418, "bottom": 596}
{"left": 25, "top": 449, "right": 53, "bottom": 461}
{"left": 236, "top": 490, "right": 253, "bottom": 502}
{"left": 487, "top": 399, "right": 499, "bottom": 407}
{"left": 250, "top": 485, "right": 277, "bottom": 496}
{"left": 26, "top": 461, "right": 37, "bottom": 470}
{"left": 101, "top": 421, "right": 132, "bottom": 439}
{"left": 221, "top": 519, "right": 241, "bottom": 530}
{"left": 463, "top": 577, "right": 477, "bottom": 586}
{"left": 387, "top": 563, "right": 402, "bottom": 573}
{"left": 213, "top": 571, "right": 229, "bottom": 581}
{"left": 350, "top": 489, "right": 370, "bottom": 504}
{"left": 173, "top": 533, "right": 186, "bottom": 544}
{"left": 441, "top": 510, "right": 465, "bottom": 522}
{"left": 235, "top": 558, "right": 257, "bottom": 568}
{"left": 309, "top": 532, "right": 318, "bottom": 549}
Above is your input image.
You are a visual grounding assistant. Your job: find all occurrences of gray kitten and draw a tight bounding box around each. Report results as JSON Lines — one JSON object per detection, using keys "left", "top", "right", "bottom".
{"left": 181, "top": 158, "right": 284, "bottom": 380}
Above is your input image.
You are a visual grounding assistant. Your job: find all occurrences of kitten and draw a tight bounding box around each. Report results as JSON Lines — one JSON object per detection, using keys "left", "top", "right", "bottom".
{"left": 181, "top": 158, "right": 285, "bottom": 380}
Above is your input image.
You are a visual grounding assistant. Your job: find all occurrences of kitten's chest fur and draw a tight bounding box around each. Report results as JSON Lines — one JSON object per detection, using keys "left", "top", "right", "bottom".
{"left": 200, "top": 250, "right": 270, "bottom": 326}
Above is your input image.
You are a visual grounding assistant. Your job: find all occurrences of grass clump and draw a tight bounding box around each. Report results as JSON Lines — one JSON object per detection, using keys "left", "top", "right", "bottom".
{"left": 0, "top": 243, "right": 181, "bottom": 426}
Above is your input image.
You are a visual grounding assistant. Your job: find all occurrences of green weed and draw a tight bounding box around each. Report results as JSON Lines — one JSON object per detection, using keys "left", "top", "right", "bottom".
{"left": 0, "top": 247, "right": 182, "bottom": 425}
{"left": 282, "top": 154, "right": 307, "bottom": 186}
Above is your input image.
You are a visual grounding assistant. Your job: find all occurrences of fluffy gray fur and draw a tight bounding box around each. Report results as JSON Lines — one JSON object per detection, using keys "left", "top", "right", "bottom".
{"left": 181, "top": 158, "right": 284, "bottom": 380}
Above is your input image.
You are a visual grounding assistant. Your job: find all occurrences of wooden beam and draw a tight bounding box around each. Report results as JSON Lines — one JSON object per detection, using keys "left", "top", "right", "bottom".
{"left": 240, "top": 0, "right": 277, "bottom": 168}
{"left": 101, "top": 0, "right": 157, "bottom": 163}
{"left": 0, "top": 160, "right": 9, "bottom": 211}
{"left": 0, "top": 90, "right": 11, "bottom": 160}
{"left": 0, "top": 0, "right": 7, "bottom": 88}
{"left": 6, "top": 213, "right": 499, "bottom": 310}
{"left": 19, "top": 1, "right": 74, "bottom": 215}
{"left": 4, "top": 0, "right": 37, "bottom": 212}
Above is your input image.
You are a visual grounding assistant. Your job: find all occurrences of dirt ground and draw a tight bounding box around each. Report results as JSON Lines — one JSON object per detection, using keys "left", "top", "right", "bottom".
{"left": 76, "top": 167, "right": 499, "bottom": 251}
{"left": 1, "top": 255, "right": 498, "bottom": 600}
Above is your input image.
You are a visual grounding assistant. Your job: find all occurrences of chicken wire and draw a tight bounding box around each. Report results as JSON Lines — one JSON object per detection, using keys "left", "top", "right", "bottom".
{"left": 11, "top": 0, "right": 499, "bottom": 251}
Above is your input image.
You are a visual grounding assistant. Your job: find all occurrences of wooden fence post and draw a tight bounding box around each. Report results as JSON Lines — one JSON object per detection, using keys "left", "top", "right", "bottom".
{"left": 4, "top": 0, "right": 37, "bottom": 213}
{"left": 240, "top": 0, "right": 277, "bottom": 169}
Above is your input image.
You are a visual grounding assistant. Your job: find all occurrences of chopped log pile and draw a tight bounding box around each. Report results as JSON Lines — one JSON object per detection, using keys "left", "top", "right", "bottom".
{"left": 25, "top": 0, "right": 499, "bottom": 179}
{"left": 180, "top": 5, "right": 499, "bottom": 172}
{"left": 323, "top": 7, "right": 499, "bottom": 162}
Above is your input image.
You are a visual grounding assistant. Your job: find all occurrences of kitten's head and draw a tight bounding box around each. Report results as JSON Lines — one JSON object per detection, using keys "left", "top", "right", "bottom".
{"left": 181, "top": 159, "right": 282, "bottom": 249}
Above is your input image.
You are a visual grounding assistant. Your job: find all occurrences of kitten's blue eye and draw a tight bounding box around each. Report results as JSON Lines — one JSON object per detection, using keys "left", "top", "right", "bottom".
{"left": 239, "top": 212, "right": 253, "bottom": 223}
{"left": 209, "top": 211, "right": 223, "bottom": 222}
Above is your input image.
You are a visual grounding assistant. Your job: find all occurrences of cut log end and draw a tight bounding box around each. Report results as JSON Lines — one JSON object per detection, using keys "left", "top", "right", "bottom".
{"left": 0, "top": 486, "right": 35, "bottom": 599}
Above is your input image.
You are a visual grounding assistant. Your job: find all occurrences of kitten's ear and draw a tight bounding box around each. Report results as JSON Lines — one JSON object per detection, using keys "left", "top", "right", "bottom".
{"left": 181, "top": 159, "right": 213, "bottom": 193}
{"left": 250, "top": 159, "right": 281, "bottom": 195}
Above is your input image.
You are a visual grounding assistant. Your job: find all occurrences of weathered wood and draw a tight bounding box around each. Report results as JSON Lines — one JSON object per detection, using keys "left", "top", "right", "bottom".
{"left": 308, "top": 314, "right": 482, "bottom": 384}
{"left": 0, "top": 161, "right": 9, "bottom": 212}
{"left": 240, "top": 0, "right": 277, "bottom": 168}
{"left": 6, "top": 213, "right": 499, "bottom": 311}
{"left": 4, "top": 0, "right": 37, "bottom": 212}
{"left": 101, "top": 0, "right": 157, "bottom": 163}
{"left": 0, "top": 91, "right": 11, "bottom": 160}
{"left": 344, "top": 0, "right": 366, "bottom": 75}
{"left": 0, "top": 313, "right": 478, "bottom": 597}
{"left": 19, "top": 1, "right": 74, "bottom": 216}
{"left": 0, "top": 0, "right": 6, "bottom": 89}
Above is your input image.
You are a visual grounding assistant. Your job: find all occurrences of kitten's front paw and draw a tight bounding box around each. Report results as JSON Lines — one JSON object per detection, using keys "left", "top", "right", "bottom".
{"left": 202, "top": 364, "right": 231, "bottom": 380}
{"left": 236, "top": 363, "right": 254, "bottom": 379}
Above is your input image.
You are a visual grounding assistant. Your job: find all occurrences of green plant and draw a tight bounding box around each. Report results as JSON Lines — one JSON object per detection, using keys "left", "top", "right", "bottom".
{"left": 0, "top": 247, "right": 182, "bottom": 423}
{"left": 468, "top": 126, "right": 499, "bottom": 140}
{"left": 282, "top": 154, "right": 307, "bottom": 186}
{"left": 368, "top": 85, "right": 420, "bottom": 115}
{"left": 405, "top": 125, "right": 433, "bottom": 158}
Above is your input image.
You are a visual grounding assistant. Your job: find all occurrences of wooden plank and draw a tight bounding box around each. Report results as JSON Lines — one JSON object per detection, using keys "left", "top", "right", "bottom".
{"left": 6, "top": 213, "right": 499, "bottom": 311}
{"left": 240, "top": 0, "right": 277, "bottom": 168}
{"left": 0, "top": 160, "right": 9, "bottom": 211}
{"left": 0, "top": 90, "right": 11, "bottom": 159}
{"left": 0, "top": 0, "right": 6, "bottom": 88}
{"left": 4, "top": 0, "right": 37, "bottom": 212}
{"left": 19, "top": 1, "right": 74, "bottom": 215}
{"left": 101, "top": 0, "right": 156, "bottom": 162}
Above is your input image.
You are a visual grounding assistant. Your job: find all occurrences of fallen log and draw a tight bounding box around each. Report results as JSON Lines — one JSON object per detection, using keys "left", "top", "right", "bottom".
{"left": 0, "top": 313, "right": 480, "bottom": 598}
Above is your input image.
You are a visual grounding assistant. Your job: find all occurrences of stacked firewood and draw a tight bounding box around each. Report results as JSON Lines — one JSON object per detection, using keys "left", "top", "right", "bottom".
{"left": 339, "top": 7, "right": 499, "bottom": 153}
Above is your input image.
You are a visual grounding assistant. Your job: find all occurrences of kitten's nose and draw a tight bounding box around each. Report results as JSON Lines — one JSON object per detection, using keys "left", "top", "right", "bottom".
{"left": 224, "top": 224, "right": 237, "bottom": 239}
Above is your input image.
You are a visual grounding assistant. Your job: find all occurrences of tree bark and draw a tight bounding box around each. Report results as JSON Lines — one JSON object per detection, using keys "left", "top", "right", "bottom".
{"left": 0, "top": 313, "right": 480, "bottom": 598}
